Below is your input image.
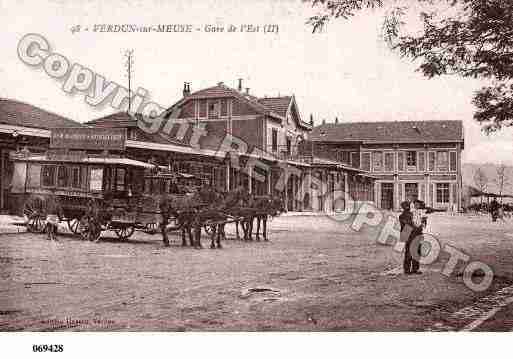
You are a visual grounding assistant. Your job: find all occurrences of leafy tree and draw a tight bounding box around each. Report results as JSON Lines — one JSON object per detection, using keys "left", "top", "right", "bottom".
{"left": 304, "top": 0, "right": 513, "bottom": 133}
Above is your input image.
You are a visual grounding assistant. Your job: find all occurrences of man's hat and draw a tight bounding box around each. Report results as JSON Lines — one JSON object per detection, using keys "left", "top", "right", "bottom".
{"left": 401, "top": 201, "right": 410, "bottom": 210}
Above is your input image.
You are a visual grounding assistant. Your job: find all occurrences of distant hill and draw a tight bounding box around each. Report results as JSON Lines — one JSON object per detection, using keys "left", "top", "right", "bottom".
{"left": 462, "top": 163, "right": 513, "bottom": 194}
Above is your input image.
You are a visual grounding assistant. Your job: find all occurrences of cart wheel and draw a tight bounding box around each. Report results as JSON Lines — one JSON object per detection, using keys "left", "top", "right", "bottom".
{"left": 145, "top": 223, "right": 159, "bottom": 235}
{"left": 115, "top": 226, "right": 135, "bottom": 241}
{"left": 23, "top": 196, "right": 46, "bottom": 233}
{"left": 67, "top": 218, "right": 80, "bottom": 234}
{"left": 79, "top": 215, "right": 102, "bottom": 241}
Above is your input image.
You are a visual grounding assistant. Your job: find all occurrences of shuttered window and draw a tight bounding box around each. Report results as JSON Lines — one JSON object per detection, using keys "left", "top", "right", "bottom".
{"left": 437, "top": 151, "right": 449, "bottom": 171}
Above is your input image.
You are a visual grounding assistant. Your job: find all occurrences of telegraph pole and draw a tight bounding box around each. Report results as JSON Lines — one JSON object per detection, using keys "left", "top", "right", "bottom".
{"left": 124, "top": 49, "right": 134, "bottom": 112}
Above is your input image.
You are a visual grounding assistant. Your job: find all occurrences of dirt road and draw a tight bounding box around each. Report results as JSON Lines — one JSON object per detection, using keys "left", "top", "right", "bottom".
{"left": 1, "top": 214, "right": 512, "bottom": 331}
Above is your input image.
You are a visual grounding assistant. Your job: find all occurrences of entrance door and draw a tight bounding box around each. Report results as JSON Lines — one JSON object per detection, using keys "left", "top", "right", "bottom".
{"left": 405, "top": 183, "right": 419, "bottom": 201}
{"left": 0, "top": 149, "right": 14, "bottom": 213}
{"left": 381, "top": 183, "right": 394, "bottom": 210}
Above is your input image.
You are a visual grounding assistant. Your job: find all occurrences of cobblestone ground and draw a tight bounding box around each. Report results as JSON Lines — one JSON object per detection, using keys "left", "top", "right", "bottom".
{"left": 1, "top": 213, "right": 512, "bottom": 331}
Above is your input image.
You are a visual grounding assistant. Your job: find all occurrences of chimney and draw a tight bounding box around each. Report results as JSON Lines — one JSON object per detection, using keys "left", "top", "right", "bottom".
{"left": 237, "top": 78, "right": 243, "bottom": 92}
{"left": 183, "top": 82, "right": 190, "bottom": 97}
{"left": 335, "top": 117, "right": 339, "bottom": 124}
{"left": 245, "top": 88, "right": 250, "bottom": 95}
{"left": 309, "top": 114, "right": 314, "bottom": 127}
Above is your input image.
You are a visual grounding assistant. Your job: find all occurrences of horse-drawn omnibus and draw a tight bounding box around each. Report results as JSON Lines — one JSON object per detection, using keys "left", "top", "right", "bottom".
{"left": 9, "top": 148, "right": 209, "bottom": 241}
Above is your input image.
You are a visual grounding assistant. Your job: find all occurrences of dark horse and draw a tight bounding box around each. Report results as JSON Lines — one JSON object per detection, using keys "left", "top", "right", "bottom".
{"left": 249, "top": 194, "right": 285, "bottom": 241}
{"left": 159, "top": 185, "right": 248, "bottom": 248}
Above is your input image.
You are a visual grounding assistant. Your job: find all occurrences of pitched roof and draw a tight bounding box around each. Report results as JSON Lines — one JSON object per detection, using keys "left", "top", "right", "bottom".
{"left": 166, "top": 84, "right": 311, "bottom": 130}
{"left": 310, "top": 120, "right": 464, "bottom": 144}
{"left": 85, "top": 111, "right": 138, "bottom": 128}
{"left": 86, "top": 111, "right": 189, "bottom": 147}
{"left": 0, "top": 98, "right": 81, "bottom": 129}
{"left": 173, "top": 84, "right": 269, "bottom": 114}
{"left": 257, "top": 96, "right": 292, "bottom": 118}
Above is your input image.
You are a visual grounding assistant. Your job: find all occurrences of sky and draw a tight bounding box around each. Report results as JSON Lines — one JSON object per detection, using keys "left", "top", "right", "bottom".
{"left": 1, "top": 0, "right": 512, "bottom": 164}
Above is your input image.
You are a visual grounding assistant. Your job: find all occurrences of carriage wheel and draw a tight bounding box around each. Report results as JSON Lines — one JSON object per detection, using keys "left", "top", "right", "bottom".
{"left": 67, "top": 218, "right": 80, "bottom": 234}
{"left": 115, "top": 226, "right": 135, "bottom": 241}
{"left": 144, "top": 223, "right": 159, "bottom": 235}
{"left": 79, "top": 215, "right": 101, "bottom": 241}
{"left": 23, "top": 196, "right": 46, "bottom": 233}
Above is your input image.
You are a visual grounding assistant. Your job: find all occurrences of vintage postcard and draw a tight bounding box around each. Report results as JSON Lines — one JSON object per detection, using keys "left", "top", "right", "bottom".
{"left": 1, "top": 0, "right": 512, "bottom": 356}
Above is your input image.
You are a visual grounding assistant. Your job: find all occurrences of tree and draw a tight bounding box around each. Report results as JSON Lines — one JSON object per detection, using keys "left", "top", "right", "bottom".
{"left": 473, "top": 167, "right": 488, "bottom": 204}
{"left": 304, "top": 0, "right": 513, "bottom": 133}
{"left": 494, "top": 164, "right": 510, "bottom": 203}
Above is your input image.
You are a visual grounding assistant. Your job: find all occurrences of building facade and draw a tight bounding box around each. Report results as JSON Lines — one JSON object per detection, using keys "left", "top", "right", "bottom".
{"left": 310, "top": 120, "right": 464, "bottom": 211}
{"left": 87, "top": 82, "right": 375, "bottom": 212}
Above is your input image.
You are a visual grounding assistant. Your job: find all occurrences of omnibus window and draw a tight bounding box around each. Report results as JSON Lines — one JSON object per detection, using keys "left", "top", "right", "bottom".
{"left": 57, "top": 165, "right": 68, "bottom": 187}
{"left": 42, "top": 165, "right": 56, "bottom": 187}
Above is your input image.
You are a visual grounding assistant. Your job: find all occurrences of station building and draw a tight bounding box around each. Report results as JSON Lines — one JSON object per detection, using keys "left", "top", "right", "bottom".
{"left": 309, "top": 120, "right": 464, "bottom": 211}
{"left": 86, "top": 81, "right": 374, "bottom": 212}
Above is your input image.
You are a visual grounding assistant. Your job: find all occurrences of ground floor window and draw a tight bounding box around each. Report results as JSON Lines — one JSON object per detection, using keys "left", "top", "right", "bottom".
{"left": 42, "top": 165, "right": 56, "bottom": 187}
{"left": 436, "top": 183, "right": 450, "bottom": 203}
{"left": 381, "top": 183, "right": 394, "bottom": 210}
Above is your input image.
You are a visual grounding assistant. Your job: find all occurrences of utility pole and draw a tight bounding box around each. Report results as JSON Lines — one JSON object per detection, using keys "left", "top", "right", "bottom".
{"left": 124, "top": 49, "right": 134, "bottom": 112}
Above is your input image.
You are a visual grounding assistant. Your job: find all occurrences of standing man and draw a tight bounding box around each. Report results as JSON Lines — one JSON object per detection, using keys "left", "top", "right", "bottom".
{"left": 490, "top": 197, "right": 499, "bottom": 222}
{"left": 399, "top": 201, "right": 423, "bottom": 275}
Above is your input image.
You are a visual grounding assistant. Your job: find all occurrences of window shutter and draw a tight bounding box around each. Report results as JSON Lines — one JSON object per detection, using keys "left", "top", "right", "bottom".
{"left": 418, "top": 151, "right": 425, "bottom": 172}
{"left": 450, "top": 152, "right": 457, "bottom": 172}
{"left": 397, "top": 152, "right": 404, "bottom": 172}
{"left": 361, "top": 152, "right": 371, "bottom": 171}
{"left": 351, "top": 152, "right": 360, "bottom": 168}
{"left": 428, "top": 152, "right": 435, "bottom": 171}
{"left": 420, "top": 183, "right": 425, "bottom": 203}
{"left": 429, "top": 183, "right": 434, "bottom": 206}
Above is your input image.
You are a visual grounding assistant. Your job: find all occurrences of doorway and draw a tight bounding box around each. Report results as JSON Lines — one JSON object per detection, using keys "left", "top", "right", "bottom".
{"left": 405, "top": 183, "right": 419, "bottom": 201}
{"left": 381, "top": 183, "right": 394, "bottom": 210}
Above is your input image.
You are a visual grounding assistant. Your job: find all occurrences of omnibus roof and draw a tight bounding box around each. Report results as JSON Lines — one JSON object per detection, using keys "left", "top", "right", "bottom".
{"left": 13, "top": 155, "right": 156, "bottom": 169}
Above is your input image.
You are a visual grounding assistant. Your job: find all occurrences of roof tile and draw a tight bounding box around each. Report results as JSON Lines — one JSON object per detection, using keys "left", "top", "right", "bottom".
{"left": 0, "top": 98, "right": 81, "bottom": 129}
{"left": 310, "top": 120, "right": 463, "bottom": 143}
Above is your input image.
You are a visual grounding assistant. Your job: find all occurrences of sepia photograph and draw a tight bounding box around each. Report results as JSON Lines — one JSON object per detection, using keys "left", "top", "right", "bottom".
{"left": 1, "top": 0, "right": 512, "bottom": 356}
